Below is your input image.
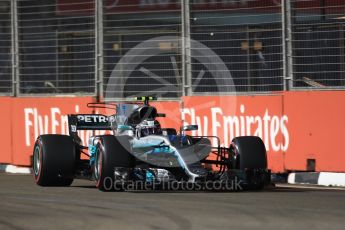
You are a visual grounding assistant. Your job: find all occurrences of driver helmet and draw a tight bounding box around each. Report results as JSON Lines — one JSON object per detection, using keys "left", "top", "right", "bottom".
{"left": 136, "top": 119, "right": 162, "bottom": 137}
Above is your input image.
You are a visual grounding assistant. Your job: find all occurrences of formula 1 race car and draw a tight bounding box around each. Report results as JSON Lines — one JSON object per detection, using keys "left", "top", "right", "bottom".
{"left": 32, "top": 97, "right": 270, "bottom": 191}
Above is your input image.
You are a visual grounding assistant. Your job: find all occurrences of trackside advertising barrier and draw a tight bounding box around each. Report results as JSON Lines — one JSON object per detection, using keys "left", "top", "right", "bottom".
{"left": 1, "top": 91, "right": 345, "bottom": 172}
{"left": 5, "top": 97, "right": 181, "bottom": 166}
{"left": 283, "top": 91, "right": 345, "bottom": 172}
{"left": 11, "top": 97, "right": 94, "bottom": 165}
{"left": 182, "top": 95, "right": 286, "bottom": 172}
{"left": 0, "top": 97, "right": 12, "bottom": 164}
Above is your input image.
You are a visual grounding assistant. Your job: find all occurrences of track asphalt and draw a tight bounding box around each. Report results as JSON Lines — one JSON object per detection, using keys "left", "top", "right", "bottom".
{"left": 0, "top": 174, "right": 344, "bottom": 230}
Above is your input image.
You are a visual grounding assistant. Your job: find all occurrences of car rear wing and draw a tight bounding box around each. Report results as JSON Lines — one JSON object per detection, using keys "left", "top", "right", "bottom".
{"left": 68, "top": 114, "right": 115, "bottom": 134}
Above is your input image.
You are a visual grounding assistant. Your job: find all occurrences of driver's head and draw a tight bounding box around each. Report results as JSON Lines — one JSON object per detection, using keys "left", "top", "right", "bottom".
{"left": 136, "top": 119, "right": 162, "bottom": 137}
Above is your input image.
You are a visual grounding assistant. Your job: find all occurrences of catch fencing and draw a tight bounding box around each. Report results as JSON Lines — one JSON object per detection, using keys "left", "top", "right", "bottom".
{"left": 0, "top": 0, "right": 345, "bottom": 97}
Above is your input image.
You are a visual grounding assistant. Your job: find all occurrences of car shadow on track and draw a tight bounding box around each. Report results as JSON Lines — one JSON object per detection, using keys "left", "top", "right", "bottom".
{"left": 71, "top": 184, "right": 308, "bottom": 193}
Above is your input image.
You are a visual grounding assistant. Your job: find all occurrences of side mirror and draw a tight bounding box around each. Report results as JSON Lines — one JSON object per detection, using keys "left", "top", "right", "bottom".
{"left": 117, "top": 125, "right": 133, "bottom": 131}
{"left": 182, "top": 125, "right": 198, "bottom": 131}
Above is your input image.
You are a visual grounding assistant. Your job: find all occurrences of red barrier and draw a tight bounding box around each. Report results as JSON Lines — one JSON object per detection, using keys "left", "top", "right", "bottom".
{"left": 1, "top": 92, "right": 345, "bottom": 172}
{"left": 284, "top": 91, "right": 345, "bottom": 172}
{"left": 182, "top": 95, "right": 286, "bottom": 172}
{"left": 7, "top": 97, "right": 180, "bottom": 166}
{"left": 0, "top": 97, "right": 12, "bottom": 164}
{"left": 11, "top": 97, "right": 94, "bottom": 165}
{"left": 151, "top": 101, "right": 181, "bottom": 130}
{"left": 181, "top": 92, "right": 345, "bottom": 172}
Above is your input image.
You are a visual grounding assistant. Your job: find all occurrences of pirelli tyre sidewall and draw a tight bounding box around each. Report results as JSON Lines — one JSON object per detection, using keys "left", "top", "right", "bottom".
{"left": 33, "top": 134, "right": 76, "bottom": 186}
{"left": 230, "top": 136, "right": 268, "bottom": 190}
{"left": 94, "top": 135, "right": 135, "bottom": 191}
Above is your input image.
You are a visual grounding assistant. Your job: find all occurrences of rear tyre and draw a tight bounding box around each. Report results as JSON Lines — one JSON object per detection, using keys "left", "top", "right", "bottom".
{"left": 33, "top": 135, "right": 76, "bottom": 186}
{"left": 94, "top": 135, "right": 135, "bottom": 191}
{"left": 230, "top": 136, "right": 268, "bottom": 190}
{"left": 231, "top": 136, "right": 267, "bottom": 170}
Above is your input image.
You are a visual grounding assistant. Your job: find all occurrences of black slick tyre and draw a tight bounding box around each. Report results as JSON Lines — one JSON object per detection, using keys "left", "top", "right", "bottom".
{"left": 230, "top": 136, "right": 268, "bottom": 190}
{"left": 94, "top": 135, "right": 135, "bottom": 191}
{"left": 33, "top": 134, "right": 76, "bottom": 186}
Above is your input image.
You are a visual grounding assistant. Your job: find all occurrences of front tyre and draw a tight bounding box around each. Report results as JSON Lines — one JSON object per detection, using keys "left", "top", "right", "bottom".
{"left": 33, "top": 135, "right": 76, "bottom": 186}
{"left": 94, "top": 135, "right": 135, "bottom": 191}
{"left": 230, "top": 136, "right": 270, "bottom": 190}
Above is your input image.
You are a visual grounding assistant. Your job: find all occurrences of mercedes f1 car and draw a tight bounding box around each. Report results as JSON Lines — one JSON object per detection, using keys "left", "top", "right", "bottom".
{"left": 33, "top": 97, "right": 270, "bottom": 191}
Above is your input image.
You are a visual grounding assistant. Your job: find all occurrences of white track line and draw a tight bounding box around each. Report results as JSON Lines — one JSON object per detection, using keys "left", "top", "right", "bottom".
{"left": 276, "top": 183, "right": 345, "bottom": 191}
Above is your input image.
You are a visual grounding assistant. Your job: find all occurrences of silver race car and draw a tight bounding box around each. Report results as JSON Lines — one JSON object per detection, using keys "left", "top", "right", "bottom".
{"left": 33, "top": 97, "right": 270, "bottom": 191}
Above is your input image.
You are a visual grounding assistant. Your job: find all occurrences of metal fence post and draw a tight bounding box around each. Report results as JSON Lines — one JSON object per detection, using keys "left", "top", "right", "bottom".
{"left": 182, "top": 0, "right": 192, "bottom": 96}
{"left": 11, "top": 0, "right": 19, "bottom": 96}
{"left": 282, "top": 0, "right": 293, "bottom": 90}
{"left": 95, "top": 0, "right": 104, "bottom": 100}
